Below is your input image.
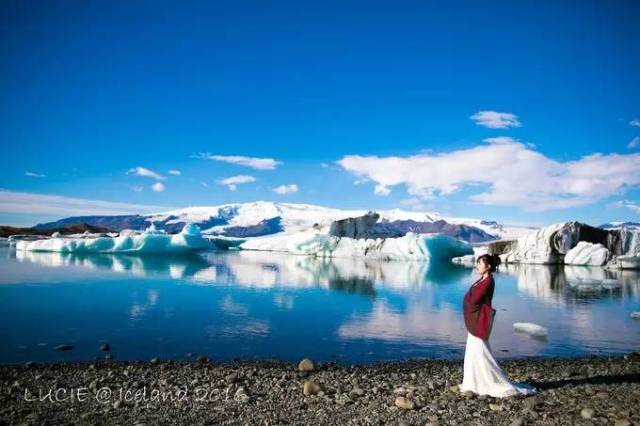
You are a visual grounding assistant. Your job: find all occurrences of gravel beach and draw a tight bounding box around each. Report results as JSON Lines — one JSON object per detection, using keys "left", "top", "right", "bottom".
{"left": 1, "top": 354, "right": 639, "bottom": 425}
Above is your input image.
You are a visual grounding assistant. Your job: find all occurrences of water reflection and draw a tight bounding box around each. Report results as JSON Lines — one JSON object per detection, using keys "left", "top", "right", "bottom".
{"left": 12, "top": 249, "right": 638, "bottom": 302}
{"left": 13, "top": 250, "right": 210, "bottom": 280}
{"left": 2, "top": 247, "right": 639, "bottom": 363}
{"left": 500, "top": 263, "right": 640, "bottom": 303}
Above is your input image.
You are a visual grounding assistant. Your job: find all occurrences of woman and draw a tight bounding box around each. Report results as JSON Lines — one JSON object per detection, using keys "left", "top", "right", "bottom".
{"left": 459, "top": 254, "right": 537, "bottom": 397}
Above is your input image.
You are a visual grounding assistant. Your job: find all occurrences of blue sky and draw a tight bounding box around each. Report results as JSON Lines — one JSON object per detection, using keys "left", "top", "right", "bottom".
{"left": 1, "top": 0, "right": 639, "bottom": 227}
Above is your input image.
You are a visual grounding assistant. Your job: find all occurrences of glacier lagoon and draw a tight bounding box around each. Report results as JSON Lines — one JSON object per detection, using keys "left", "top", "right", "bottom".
{"left": 0, "top": 246, "right": 639, "bottom": 364}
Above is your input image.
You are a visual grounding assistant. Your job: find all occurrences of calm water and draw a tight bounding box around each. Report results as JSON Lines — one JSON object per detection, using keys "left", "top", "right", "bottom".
{"left": 1, "top": 246, "right": 639, "bottom": 364}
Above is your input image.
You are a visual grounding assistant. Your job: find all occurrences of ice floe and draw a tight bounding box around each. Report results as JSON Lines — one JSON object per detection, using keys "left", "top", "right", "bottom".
{"left": 513, "top": 322, "right": 548, "bottom": 338}
{"left": 15, "top": 223, "right": 211, "bottom": 254}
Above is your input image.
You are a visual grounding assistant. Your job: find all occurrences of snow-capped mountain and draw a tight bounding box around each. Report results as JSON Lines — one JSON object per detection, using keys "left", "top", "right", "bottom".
{"left": 599, "top": 221, "right": 640, "bottom": 231}
{"left": 34, "top": 200, "right": 534, "bottom": 242}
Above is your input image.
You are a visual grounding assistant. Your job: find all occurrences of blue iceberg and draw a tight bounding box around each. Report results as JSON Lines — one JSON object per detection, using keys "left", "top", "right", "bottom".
{"left": 15, "top": 223, "right": 211, "bottom": 254}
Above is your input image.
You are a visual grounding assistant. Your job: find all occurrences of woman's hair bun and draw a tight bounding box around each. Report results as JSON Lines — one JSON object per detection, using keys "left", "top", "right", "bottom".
{"left": 476, "top": 253, "right": 501, "bottom": 272}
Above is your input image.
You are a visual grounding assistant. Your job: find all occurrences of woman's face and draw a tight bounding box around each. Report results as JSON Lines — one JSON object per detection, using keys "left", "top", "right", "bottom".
{"left": 476, "top": 258, "right": 489, "bottom": 275}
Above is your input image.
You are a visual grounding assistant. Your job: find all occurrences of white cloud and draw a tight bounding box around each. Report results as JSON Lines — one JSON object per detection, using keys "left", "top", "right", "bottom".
{"left": 218, "top": 175, "right": 256, "bottom": 191}
{"left": 195, "top": 153, "right": 281, "bottom": 170}
{"left": 168, "top": 169, "right": 181, "bottom": 176}
{"left": 273, "top": 184, "right": 299, "bottom": 195}
{"left": 25, "top": 172, "right": 46, "bottom": 178}
{"left": 0, "top": 190, "right": 169, "bottom": 217}
{"left": 630, "top": 119, "right": 640, "bottom": 127}
{"left": 470, "top": 111, "right": 521, "bottom": 129}
{"left": 374, "top": 184, "right": 391, "bottom": 196}
{"left": 151, "top": 182, "right": 166, "bottom": 192}
{"left": 127, "top": 166, "right": 166, "bottom": 180}
{"left": 336, "top": 137, "right": 640, "bottom": 212}
{"left": 130, "top": 185, "right": 144, "bottom": 193}
{"left": 614, "top": 200, "right": 640, "bottom": 214}
{"left": 628, "top": 136, "right": 640, "bottom": 149}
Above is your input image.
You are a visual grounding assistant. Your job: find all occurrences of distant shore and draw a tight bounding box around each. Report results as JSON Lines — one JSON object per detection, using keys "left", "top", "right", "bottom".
{"left": 2, "top": 354, "right": 639, "bottom": 425}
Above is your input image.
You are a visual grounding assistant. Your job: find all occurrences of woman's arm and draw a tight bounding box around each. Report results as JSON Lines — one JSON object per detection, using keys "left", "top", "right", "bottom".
{"left": 467, "top": 277, "right": 494, "bottom": 305}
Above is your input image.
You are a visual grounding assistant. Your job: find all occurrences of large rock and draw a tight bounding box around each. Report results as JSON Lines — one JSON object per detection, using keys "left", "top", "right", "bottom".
{"left": 329, "top": 212, "right": 380, "bottom": 239}
{"left": 564, "top": 242, "right": 609, "bottom": 266}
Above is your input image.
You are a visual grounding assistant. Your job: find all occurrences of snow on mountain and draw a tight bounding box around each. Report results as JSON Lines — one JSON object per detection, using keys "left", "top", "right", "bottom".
{"left": 149, "top": 200, "right": 504, "bottom": 236}
{"left": 148, "top": 201, "right": 444, "bottom": 234}
{"left": 442, "top": 216, "right": 537, "bottom": 241}
{"left": 599, "top": 221, "right": 640, "bottom": 231}
{"left": 35, "top": 200, "right": 534, "bottom": 242}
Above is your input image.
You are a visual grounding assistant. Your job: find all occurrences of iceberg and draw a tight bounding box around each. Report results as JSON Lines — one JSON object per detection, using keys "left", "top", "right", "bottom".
{"left": 564, "top": 242, "right": 609, "bottom": 266}
{"left": 513, "top": 322, "right": 548, "bottom": 338}
{"left": 500, "top": 223, "right": 565, "bottom": 264}
{"left": 240, "top": 231, "right": 473, "bottom": 262}
{"left": 617, "top": 255, "right": 640, "bottom": 270}
{"left": 15, "top": 223, "right": 211, "bottom": 254}
{"left": 487, "top": 221, "right": 640, "bottom": 268}
{"left": 451, "top": 254, "right": 476, "bottom": 266}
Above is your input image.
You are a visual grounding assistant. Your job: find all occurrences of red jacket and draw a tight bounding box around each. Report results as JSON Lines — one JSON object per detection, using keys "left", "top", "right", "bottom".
{"left": 463, "top": 275, "right": 495, "bottom": 339}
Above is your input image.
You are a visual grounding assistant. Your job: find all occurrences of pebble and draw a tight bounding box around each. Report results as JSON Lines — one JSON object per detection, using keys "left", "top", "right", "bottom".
{"left": 580, "top": 408, "right": 594, "bottom": 419}
{"left": 303, "top": 381, "right": 322, "bottom": 396}
{"left": 298, "top": 358, "right": 315, "bottom": 372}
{"left": 509, "top": 417, "right": 526, "bottom": 426}
{"left": 523, "top": 397, "right": 538, "bottom": 410}
{"left": 234, "top": 387, "right": 250, "bottom": 403}
{"left": 394, "top": 396, "right": 415, "bottom": 410}
{"left": 349, "top": 386, "right": 365, "bottom": 398}
{"left": 1, "top": 356, "right": 638, "bottom": 424}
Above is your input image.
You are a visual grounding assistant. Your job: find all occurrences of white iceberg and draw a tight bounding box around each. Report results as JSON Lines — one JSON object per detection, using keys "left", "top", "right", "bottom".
{"left": 240, "top": 231, "right": 472, "bottom": 262}
{"left": 451, "top": 254, "right": 476, "bottom": 266}
{"left": 513, "top": 322, "right": 548, "bottom": 337}
{"left": 15, "top": 223, "right": 211, "bottom": 254}
{"left": 564, "top": 241, "right": 609, "bottom": 266}
{"left": 500, "top": 223, "right": 565, "bottom": 264}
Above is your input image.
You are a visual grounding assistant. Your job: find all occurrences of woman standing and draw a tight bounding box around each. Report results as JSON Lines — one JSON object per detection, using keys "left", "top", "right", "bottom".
{"left": 459, "top": 254, "right": 537, "bottom": 397}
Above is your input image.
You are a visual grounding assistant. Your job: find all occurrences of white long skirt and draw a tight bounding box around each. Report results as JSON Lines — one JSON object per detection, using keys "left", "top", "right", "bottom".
{"left": 459, "top": 331, "right": 537, "bottom": 398}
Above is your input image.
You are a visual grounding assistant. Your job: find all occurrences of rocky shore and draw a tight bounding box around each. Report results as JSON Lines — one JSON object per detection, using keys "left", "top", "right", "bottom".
{"left": 1, "top": 354, "right": 639, "bottom": 425}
